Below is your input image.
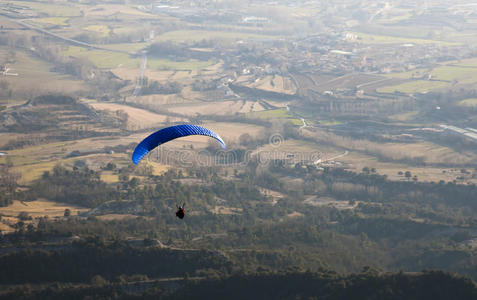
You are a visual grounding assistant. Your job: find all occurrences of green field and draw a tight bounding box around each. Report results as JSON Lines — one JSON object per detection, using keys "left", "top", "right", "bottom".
{"left": 429, "top": 66, "right": 477, "bottom": 84}
{"left": 388, "top": 111, "right": 418, "bottom": 121}
{"left": 458, "top": 98, "right": 477, "bottom": 107}
{"left": 154, "top": 30, "right": 278, "bottom": 43}
{"left": 63, "top": 46, "right": 139, "bottom": 69}
{"left": 84, "top": 25, "right": 111, "bottom": 36}
{"left": 385, "top": 63, "right": 477, "bottom": 86}
{"left": 450, "top": 58, "right": 477, "bottom": 67}
{"left": 98, "top": 42, "right": 148, "bottom": 53}
{"left": 351, "top": 32, "right": 459, "bottom": 46}
{"left": 377, "top": 80, "right": 451, "bottom": 94}
{"left": 148, "top": 58, "right": 216, "bottom": 71}
{"left": 247, "top": 108, "right": 302, "bottom": 125}
{"left": 385, "top": 68, "right": 431, "bottom": 79}
{"left": 378, "top": 13, "right": 413, "bottom": 24}
{"left": 7, "top": 1, "right": 82, "bottom": 17}
{"left": 34, "top": 17, "right": 69, "bottom": 26}
{"left": 318, "top": 120, "right": 341, "bottom": 126}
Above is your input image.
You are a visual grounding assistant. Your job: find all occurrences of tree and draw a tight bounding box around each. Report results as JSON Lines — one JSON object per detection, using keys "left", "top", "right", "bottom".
{"left": 91, "top": 275, "right": 108, "bottom": 286}
{"left": 64, "top": 209, "right": 71, "bottom": 217}
{"left": 18, "top": 212, "right": 31, "bottom": 221}
{"left": 105, "top": 162, "right": 116, "bottom": 171}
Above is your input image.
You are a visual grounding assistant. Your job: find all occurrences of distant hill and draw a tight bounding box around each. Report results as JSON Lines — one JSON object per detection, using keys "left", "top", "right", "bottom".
{"left": 167, "top": 271, "right": 477, "bottom": 300}
{"left": 1, "top": 270, "right": 475, "bottom": 299}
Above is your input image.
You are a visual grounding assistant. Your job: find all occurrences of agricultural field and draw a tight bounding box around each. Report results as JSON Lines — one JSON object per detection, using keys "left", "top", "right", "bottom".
{"left": 199, "top": 121, "right": 265, "bottom": 142}
{"left": 127, "top": 93, "right": 194, "bottom": 109}
{"left": 0, "top": 199, "right": 88, "bottom": 219}
{"left": 339, "top": 151, "right": 477, "bottom": 184}
{"left": 301, "top": 128, "right": 477, "bottom": 167}
{"left": 458, "top": 98, "right": 477, "bottom": 107}
{"left": 254, "top": 138, "right": 332, "bottom": 157}
{"left": 376, "top": 80, "right": 451, "bottom": 94}
{"left": 3, "top": 134, "right": 147, "bottom": 184}
{"left": 154, "top": 30, "right": 278, "bottom": 43}
{"left": 429, "top": 65, "right": 477, "bottom": 84}
{"left": 33, "top": 17, "right": 69, "bottom": 26}
{"left": 81, "top": 4, "right": 156, "bottom": 18}
{"left": 0, "top": 16, "right": 24, "bottom": 29}
{"left": 388, "top": 111, "right": 419, "bottom": 122}
{"left": 6, "top": 1, "right": 82, "bottom": 17}
{"left": 247, "top": 108, "right": 302, "bottom": 125}
{"left": 165, "top": 100, "right": 267, "bottom": 117}
{"left": 246, "top": 75, "right": 297, "bottom": 95}
{"left": 143, "top": 121, "right": 265, "bottom": 151}
{"left": 62, "top": 46, "right": 139, "bottom": 69}
{"left": 98, "top": 42, "right": 148, "bottom": 53}
{"left": 83, "top": 25, "right": 111, "bottom": 36}
{"left": 384, "top": 68, "right": 432, "bottom": 79}
{"left": 83, "top": 99, "right": 186, "bottom": 130}
{"left": 147, "top": 58, "right": 217, "bottom": 72}
{"left": 0, "top": 47, "right": 87, "bottom": 96}
{"left": 350, "top": 32, "right": 459, "bottom": 46}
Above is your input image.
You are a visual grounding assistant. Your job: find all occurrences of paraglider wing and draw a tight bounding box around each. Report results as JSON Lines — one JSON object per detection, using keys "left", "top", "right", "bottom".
{"left": 132, "top": 124, "right": 226, "bottom": 164}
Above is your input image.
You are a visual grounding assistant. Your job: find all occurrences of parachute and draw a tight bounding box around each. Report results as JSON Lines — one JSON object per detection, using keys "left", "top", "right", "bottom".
{"left": 132, "top": 124, "right": 226, "bottom": 165}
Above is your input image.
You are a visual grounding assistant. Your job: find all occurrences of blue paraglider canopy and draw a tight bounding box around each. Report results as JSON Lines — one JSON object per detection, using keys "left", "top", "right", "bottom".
{"left": 132, "top": 124, "right": 226, "bottom": 164}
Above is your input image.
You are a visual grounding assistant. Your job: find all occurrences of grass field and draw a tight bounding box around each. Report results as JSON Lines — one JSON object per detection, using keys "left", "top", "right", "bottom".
{"left": 247, "top": 108, "right": 302, "bottom": 125}
{"left": 247, "top": 75, "right": 297, "bottom": 95}
{"left": 82, "top": 4, "right": 156, "bottom": 18}
{"left": 7, "top": 1, "right": 82, "bottom": 17}
{"left": 339, "top": 151, "right": 476, "bottom": 184}
{"left": 98, "top": 42, "right": 148, "bottom": 53}
{"left": 376, "top": 80, "right": 451, "bottom": 94}
{"left": 100, "top": 172, "right": 119, "bottom": 183}
{"left": 388, "top": 111, "right": 418, "bottom": 121}
{"left": 0, "top": 47, "right": 86, "bottom": 95}
{"left": 166, "top": 100, "right": 245, "bottom": 117}
{"left": 3, "top": 132, "right": 151, "bottom": 184}
{"left": 154, "top": 30, "right": 278, "bottom": 43}
{"left": 302, "top": 128, "right": 477, "bottom": 167}
{"left": 34, "top": 17, "right": 69, "bottom": 26}
{"left": 350, "top": 32, "right": 459, "bottom": 46}
{"left": 378, "top": 13, "right": 413, "bottom": 24}
{"left": 429, "top": 66, "right": 477, "bottom": 84}
{"left": 148, "top": 58, "right": 216, "bottom": 71}
{"left": 384, "top": 63, "right": 477, "bottom": 88}
{"left": 458, "top": 98, "right": 477, "bottom": 107}
{"left": 63, "top": 46, "right": 139, "bottom": 69}
{"left": 83, "top": 100, "right": 184, "bottom": 129}
{"left": 0, "top": 199, "right": 88, "bottom": 218}
{"left": 385, "top": 68, "right": 432, "bottom": 79}
{"left": 84, "top": 25, "right": 111, "bottom": 36}
{"left": 448, "top": 58, "right": 477, "bottom": 68}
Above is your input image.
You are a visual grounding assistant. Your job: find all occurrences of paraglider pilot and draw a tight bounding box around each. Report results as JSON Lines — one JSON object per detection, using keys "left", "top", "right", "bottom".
{"left": 176, "top": 202, "right": 186, "bottom": 219}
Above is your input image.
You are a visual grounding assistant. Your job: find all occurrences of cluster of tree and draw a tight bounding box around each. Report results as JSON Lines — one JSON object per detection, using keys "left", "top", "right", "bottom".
{"left": 0, "top": 165, "right": 19, "bottom": 207}
{"left": 1, "top": 95, "right": 127, "bottom": 148}
{"left": 7, "top": 161, "right": 477, "bottom": 282}
{"left": 2, "top": 269, "right": 476, "bottom": 300}
{"left": 26, "top": 165, "right": 118, "bottom": 208}
{"left": 269, "top": 163, "right": 477, "bottom": 223}
{"left": 192, "top": 79, "right": 217, "bottom": 92}
{"left": 168, "top": 270, "right": 477, "bottom": 300}
{"left": 141, "top": 77, "right": 182, "bottom": 95}
{"left": 0, "top": 237, "right": 231, "bottom": 285}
